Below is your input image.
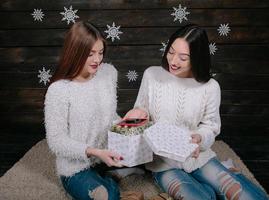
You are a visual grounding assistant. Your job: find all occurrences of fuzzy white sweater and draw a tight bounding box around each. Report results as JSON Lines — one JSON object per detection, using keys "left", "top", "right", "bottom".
{"left": 44, "top": 63, "right": 119, "bottom": 177}
{"left": 134, "top": 66, "right": 221, "bottom": 173}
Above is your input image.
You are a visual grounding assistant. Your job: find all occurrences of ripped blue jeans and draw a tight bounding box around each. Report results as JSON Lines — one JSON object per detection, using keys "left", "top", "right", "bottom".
{"left": 60, "top": 168, "right": 120, "bottom": 200}
{"left": 153, "top": 157, "right": 269, "bottom": 200}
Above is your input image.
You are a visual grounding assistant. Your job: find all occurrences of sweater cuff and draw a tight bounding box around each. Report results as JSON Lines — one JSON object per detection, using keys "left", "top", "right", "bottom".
{"left": 59, "top": 143, "right": 89, "bottom": 161}
{"left": 75, "top": 143, "right": 89, "bottom": 160}
{"left": 195, "top": 128, "right": 215, "bottom": 151}
{"left": 112, "top": 114, "right": 122, "bottom": 125}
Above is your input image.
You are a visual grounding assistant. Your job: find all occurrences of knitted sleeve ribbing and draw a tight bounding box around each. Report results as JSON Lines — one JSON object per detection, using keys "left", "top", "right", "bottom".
{"left": 44, "top": 82, "right": 89, "bottom": 161}
{"left": 196, "top": 80, "right": 221, "bottom": 151}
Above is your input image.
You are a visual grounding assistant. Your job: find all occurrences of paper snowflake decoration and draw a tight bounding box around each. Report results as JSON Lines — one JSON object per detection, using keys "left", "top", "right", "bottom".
{"left": 217, "top": 23, "right": 231, "bottom": 36}
{"left": 209, "top": 43, "right": 217, "bottom": 55}
{"left": 38, "top": 67, "right": 52, "bottom": 85}
{"left": 31, "top": 9, "right": 45, "bottom": 22}
{"left": 210, "top": 70, "right": 217, "bottom": 77}
{"left": 60, "top": 6, "right": 79, "bottom": 25}
{"left": 171, "top": 4, "right": 190, "bottom": 23}
{"left": 104, "top": 22, "right": 123, "bottom": 42}
{"left": 211, "top": 73, "right": 217, "bottom": 77}
{"left": 160, "top": 41, "right": 168, "bottom": 53}
{"left": 126, "top": 70, "right": 138, "bottom": 82}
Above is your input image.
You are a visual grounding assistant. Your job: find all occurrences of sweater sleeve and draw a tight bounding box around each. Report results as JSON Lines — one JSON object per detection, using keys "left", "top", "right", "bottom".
{"left": 195, "top": 80, "right": 221, "bottom": 151}
{"left": 44, "top": 82, "right": 89, "bottom": 161}
{"left": 133, "top": 69, "right": 150, "bottom": 114}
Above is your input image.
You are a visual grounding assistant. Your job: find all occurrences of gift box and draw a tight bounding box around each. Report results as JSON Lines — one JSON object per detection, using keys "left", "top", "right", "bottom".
{"left": 108, "top": 125, "right": 153, "bottom": 167}
{"left": 144, "top": 122, "right": 198, "bottom": 162}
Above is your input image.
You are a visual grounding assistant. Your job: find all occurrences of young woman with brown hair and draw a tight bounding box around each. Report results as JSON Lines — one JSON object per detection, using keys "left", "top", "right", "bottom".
{"left": 44, "top": 21, "right": 143, "bottom": 200}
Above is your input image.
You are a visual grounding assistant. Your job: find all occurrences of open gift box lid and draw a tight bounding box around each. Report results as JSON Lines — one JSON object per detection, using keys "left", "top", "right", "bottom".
{"left": 143, "top": 122, "right": 198, "bottom": 162}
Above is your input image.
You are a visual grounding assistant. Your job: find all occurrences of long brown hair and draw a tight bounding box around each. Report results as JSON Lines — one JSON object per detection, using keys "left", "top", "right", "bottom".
{"left": 50, "top": 21, "right": 106, "bottom": 84}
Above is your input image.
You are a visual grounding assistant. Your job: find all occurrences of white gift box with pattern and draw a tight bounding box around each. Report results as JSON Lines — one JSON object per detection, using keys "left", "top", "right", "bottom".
{"left": 143, "top": 122, "right": 198, "bottom": 162}
{"left": 108, "top": 130, "right": 153, "bottom": 167}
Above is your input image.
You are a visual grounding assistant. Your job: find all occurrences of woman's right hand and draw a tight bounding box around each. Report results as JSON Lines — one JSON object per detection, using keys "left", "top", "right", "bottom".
{"left": 191, "top": 134, "right": 201, "bottom": 158}
{"left": 123, "top": 108, "right": 148, "bottom": 120}
{"left": 86, "top": 148, "right": 123, "bottom": 167}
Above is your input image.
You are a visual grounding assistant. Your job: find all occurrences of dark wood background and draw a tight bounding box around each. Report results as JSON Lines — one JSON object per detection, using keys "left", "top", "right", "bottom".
{"left": 0, "top": 0, "right": 268, "bottom": 192}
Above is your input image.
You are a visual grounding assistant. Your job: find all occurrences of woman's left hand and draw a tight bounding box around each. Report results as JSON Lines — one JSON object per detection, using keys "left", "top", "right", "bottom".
{"left": 191, "top": 134, "right": 201, "bottom": 158}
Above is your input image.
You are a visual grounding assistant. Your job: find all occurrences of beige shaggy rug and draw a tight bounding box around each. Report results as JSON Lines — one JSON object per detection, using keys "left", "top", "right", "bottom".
{"left": 0, "top": 139, "right": 266, "bottom": 200}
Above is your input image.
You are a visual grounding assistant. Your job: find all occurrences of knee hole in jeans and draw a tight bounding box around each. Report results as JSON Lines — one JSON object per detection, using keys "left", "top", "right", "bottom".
{"left": 217, "top": 171, "right": 242, "bottom": 200}
{"left": 167, "top": 179, "right": 184, "bottom": 199}
{"left": 88, "top": 185, "right": 108, "bottom": 200}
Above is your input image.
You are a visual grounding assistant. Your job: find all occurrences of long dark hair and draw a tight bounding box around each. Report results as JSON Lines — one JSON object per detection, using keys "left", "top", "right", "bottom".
{"left": 162, "top": 24, "right": 211, "bottom": 82}
{"left": 50, "top": 21, "right": 106, "bottom": 84}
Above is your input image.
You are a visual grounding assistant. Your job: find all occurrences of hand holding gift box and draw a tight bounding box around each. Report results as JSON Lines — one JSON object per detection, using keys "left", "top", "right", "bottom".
{"left": 108, "top": 119, "right": 154, "bottom": 167}
{"left": 144, "top": 122, "right": 198, "bottom": 162}
{"left": 108, "top": 120, "right": 199, "bottom": 167}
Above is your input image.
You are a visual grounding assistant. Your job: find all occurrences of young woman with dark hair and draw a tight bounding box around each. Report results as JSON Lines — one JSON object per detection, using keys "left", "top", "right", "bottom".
{"left": 125, "top": 25, "right": 269, "bottom": 200}
{"left": 44, "top": 21, "right": 144, "bottom": 200}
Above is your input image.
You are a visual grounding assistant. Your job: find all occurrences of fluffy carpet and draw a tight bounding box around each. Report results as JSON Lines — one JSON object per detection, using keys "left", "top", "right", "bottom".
{"left": 0, "top": 139, "right": 265, "bottom": 200}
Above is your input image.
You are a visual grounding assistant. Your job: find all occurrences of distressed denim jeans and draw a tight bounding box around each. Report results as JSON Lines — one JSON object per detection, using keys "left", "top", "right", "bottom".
{"left": 153, "top": 157, "right": 269, "bottom": 200}
{"left": 60, "top": 168, "right": 120, "bottom": 200}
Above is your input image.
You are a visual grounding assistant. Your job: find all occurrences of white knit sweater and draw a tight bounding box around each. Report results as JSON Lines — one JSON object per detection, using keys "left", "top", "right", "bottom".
{"left": 134, "top": 66, "right": 221, "bottom": 173}
{"left": 44, "top": 63, "right": 119, "bottom": 177}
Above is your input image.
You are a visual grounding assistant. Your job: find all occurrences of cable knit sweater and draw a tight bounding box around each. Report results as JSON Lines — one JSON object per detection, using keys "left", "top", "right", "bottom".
{"left": 44, "top": 63, "right": 119, "bottom": 177}
{"left": 134, "top": 66, "right": 221, "bottom": 173}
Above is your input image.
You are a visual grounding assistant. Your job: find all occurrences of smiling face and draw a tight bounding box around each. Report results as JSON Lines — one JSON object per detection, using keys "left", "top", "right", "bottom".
{"left": 166, "top": 38, "right": 193, "bottom": 78}
{"left": 78, "top": 39, "right": 104, "bottom": 80}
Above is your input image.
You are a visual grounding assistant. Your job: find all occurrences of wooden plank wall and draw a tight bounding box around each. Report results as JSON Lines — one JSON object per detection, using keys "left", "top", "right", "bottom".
{"left": 0, "top": 0, "right": 269, "bottom": 191}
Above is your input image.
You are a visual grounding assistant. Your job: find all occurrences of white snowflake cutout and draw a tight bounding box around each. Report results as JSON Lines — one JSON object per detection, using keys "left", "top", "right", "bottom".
{"left": 160, "top": 40, "right": 169, "bottom": 53}
{"left": 104, "top": 22, "right": 123, "bottom": 42}
{"left": 60, "top": 6, "right": 79, "bottom": 25}
{"left": 217, "top": 23, "right": 231, "bottom": 36}
{"left": 171, "top": 4, "right": 190, "bottom": 23}
{"left": 209, "top": 43, "right": 218, "bottom": 55}
{"left": 31, "top": 9, "right": 45, "bottom": 22}
{"left": 126, "top": 70, "right": 138, "bottom": 82}
{"left": 38, "top": 67, "right": 52, "bottom": 85}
